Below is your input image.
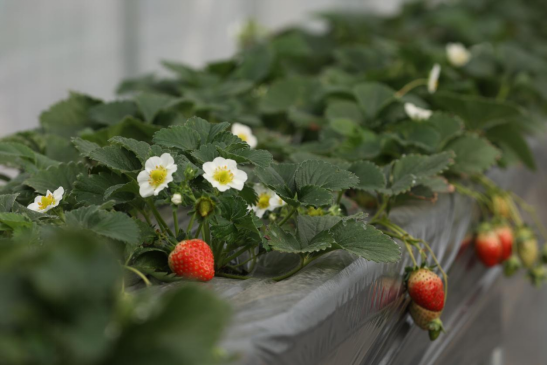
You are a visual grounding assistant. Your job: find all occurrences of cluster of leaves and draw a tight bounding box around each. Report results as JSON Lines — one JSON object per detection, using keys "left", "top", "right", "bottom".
{"left": 0, "top": 228, "right": 229, "bottom": 365}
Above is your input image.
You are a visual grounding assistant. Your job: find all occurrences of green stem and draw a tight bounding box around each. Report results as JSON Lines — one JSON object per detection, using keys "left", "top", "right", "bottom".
{"left": 271, "top": 255, "right": 319, "bottom": 281}
{"left": 511, "top": 192, "right": 547, "bottom": 240}
{"left": 194, "top": 221, "right": 203, "bottom": 239}
{"left": 217, "top": 272, "right": 250, "bottom": 280}
{"left": 336, "top": 190, "right": 344, "bottom": 205}
{"left": 221, "top": 245, "right": 251, "bottom": 267}
{"left": 186, "top": 213, "right": 196, "bottom": 237}
{"left": 370, "top": 195, "right": 389, "bottom": 223}
{"left": 279, "top": 207, "right": 297, "bottom": 226}
{"left": 203, "top": 218, "right": 211, "bottom": 244}
{"left": 124, "top": 266, "right": 151, "bottom": 287}
{"left": 172, "top": 207, "right": 179, "bottom": 236}
{"left": 139, "top": 207, "right": 153, "bottom": 226}
{"left": 395, "top": 78, "right": 427, "bottom": 98}
{"left": 146, "top": 199, "right": 175, "bottom": 237}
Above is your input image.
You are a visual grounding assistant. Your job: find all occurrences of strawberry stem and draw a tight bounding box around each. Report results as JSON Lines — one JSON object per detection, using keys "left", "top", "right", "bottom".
{"left": 186, "top": 213, "right": 196, "bottom": 237}
{"left": 279, "top": 206, "right": 297, "bottom": 226}
{"left": 124, "top": 266, "right": 151, "bottom": 287}
{"left": 395, "top": 78, "right": 428, "bottom": 98}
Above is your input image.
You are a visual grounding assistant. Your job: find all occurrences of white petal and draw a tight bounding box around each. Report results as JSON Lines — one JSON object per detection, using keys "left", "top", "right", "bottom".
{"left": 247, "top": 135, "right": 258, "bottom": 149}
{"left": 46, "top": 190, "right": 53, "bottom": 197}
{"left": 166, "top": 164, "right": 178, "bottom": 175}
{"left": 202, "top": 162, "right": 216, "bottom": 175}
{"left": 33, "top": 195, "right": 43, "bottom": 204}
{"left": 253, "top": 183, "right": 268, "bottom": 195}
{"left": 145, "top": 156, "right": 163, "bottom": 171}
{"left": 428, "top": 64, "right": 441, "bottom": 94}
{"left": 27, "top": 202, "right": 40, "bottom": 212}
{"left": 225, "top": 158, "right": 238, "bottom": 170}
{"left": 50, "top": 200, "right": 60, "bottom": 209}
{"left": 233, "top": 169, "right": 248, "bottom": 183}
{"left": 216, "top": 183, "right": 231, "bottom": 192}
{"left": 212, "top": 157, "right": 227, "bottom": 167}
{"left": 139, "top": 183, "right": 155, "bottom": 198}
{"left": 160, "top": 153, "right": 175, "bottom": 166}
{"left": 53, "top": 186, "right": 64, "bottom": 201}
{"left": 228, "top": 179, "right": 244, "bottom": 191}
{"left": 254, "top": 208, "right": 266, "bottom": 218}
{"left": 269, "top": 194, "right": 282, "bottom": 208}
{"left": 231, "top": 123, "right": 252, "bottom": 136}
{"left": 137, "top": 170, "right": 150, "bottom": 183}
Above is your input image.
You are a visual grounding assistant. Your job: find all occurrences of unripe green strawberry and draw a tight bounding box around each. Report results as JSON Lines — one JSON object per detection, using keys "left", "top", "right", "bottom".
{"left": 518, "top": 239, "right": 538, "bottom": 268}
{"left": 503, "top": 255, "right": 521, "bottom": 277}
{"left": 475, "top": 231, "right": 502, "bottom": 267}
{"left": 528, "top": 265, "right": 547, "bottom": 287}
{"left": 492, "top": 195, "right": 510, "bottom": 218}
{"left": 409, "top": 301, "right": 441, "bottom": 330}
{"left": 407, "top": 268, "right": 444, "bottom": 311}
{"left": 495, "top": 226, "right": 513, "bottom": 261}
{"left": 168, "top": 239, "right": 215, "bottom": 281}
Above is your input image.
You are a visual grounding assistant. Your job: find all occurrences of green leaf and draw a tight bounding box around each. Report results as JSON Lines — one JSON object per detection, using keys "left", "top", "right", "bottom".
{"left": 260, "top": 77, "right": 321, "bottom": 114}
{"left": 485, "top": 124, "right": 536, "bottom": 170}
{"left": 353, "top": 82, "right": 395, "bottom": 121}
{"left": 330, "top": 220, "right": 400, "bottom": 263}
{"left": 152, "top": 126, "right": 201, "bottom": 151}
{"left": 134, "top": 92, "right": 179, "bottom": 123}
{"left": 267, "top": 224, "right": 333, "bottom": 254}
{"left": 39, "top": 92, "right": 100, "bottom": 137}
{"left": 325, "top": 100, "right": 364, "bottom": 125}
{"left": 191, "top": 144, "right": 219, "bottom": 164}
{"left": 389, "top": 152, "right": 454, "bottom": 195}
{"left": 297, "top": 185, "right": 333, "bottom": 207}
{"left": 0, "top": 212, "right": 33, "bottom": 231}
{"left": 73, "top": 173, "right": 132, "bottom": 206}
{"left": 0, "top": 142, "right": 36, "bottom": 167}
{"left": 88, "top": 101, "right": 138, "bottom": 125}
{"left": 295, "top": 160, "right": 359, "bottom": 191}
{"left": 234, "top": 44, "right": 274, "bottom": 82}
{"left": 25, "top": 162, "right": 87, "bottom": 194}
{"left": 348, "top": 161, "right": 386, "bottom": 192}
{"left": 427, "top": 113, "right": 464, "bottom": 149}
{"left": 65, "top": 206, "right": 140, "bottom": 246}
{"left": 432, "top": 91, "right": 524, "bottom": 130}
{"left": 444, "top": 135, "right": 500, "bottom": 174}
{"left": 89, "top": 146, "right": 142, "bottom": 172}
{"left": 183, "top": 117, "right": 230, "bottom": 144}
{"left": 296, "top": 215, "right": 341, "bottom": 245}
{"left": 106, "top": 285, "right": 230, "bottom": 365}
{"left": 0, "top": 194, "right": 18, "bottom": 212}
{"left": 109, "top": 137, "right": 151, "bottom": 163}
{"left": 218, "top": 147, "right": 272, "bottom": 168}
{"left": 81, "top": 117, "right": 161, "bottom": 145}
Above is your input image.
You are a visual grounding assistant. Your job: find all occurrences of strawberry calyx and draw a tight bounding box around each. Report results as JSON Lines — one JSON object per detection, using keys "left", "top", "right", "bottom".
{"left": 503, "top": 255, "right": 521, "bottom": 276}
{"left": 428, "top": 318, "right": 445, "bottom": 341}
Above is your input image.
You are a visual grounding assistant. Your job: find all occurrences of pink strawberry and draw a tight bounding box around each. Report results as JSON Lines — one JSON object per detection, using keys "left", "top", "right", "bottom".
{"left": 475, "top": 231, "right": 502, "bottom": 267}
{"left": 407, "top": 268, "right": 445, "bottom": 312}
{"left": 168, "top": 239, "right": 215, "bottom": 281}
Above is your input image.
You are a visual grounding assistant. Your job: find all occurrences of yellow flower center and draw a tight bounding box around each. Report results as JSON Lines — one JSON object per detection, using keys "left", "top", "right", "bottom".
{"left": 237, "top": 133, "right": 248, "bottom": 142}
{"left": 38, "top": 194, "right": 55, "bottom": 211}
{"left": 213, "top": 166, "right": 234, "bottom": 185}
{"left": 149, "top": 166, "right": 168, "bottom": 187}
{"left": 257, "top": 193, "right": 271, "bottom": 209}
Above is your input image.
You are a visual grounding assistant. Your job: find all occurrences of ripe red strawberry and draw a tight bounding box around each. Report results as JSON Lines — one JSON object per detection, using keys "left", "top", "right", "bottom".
{"left": 495, "top": 226, "right": 514, "bottom": 261}
{"left": 475, "top": 231, "right": 502, "bottom": 267}
{"left": 407, "top": 268, "right": 445, "bottom": 311}
{"left": 168, "top": 239, "right": 214, "bottom": 281}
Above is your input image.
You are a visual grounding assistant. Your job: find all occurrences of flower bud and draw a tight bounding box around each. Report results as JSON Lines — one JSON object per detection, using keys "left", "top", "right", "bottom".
{"left": 196, "top": 197, "right": 215, "bottom": 218}
{"left": 171, "top": 193, "right": 182, "bottom": 205}
{"left": 184, "top": 165, "right": 196, "bottom": 181}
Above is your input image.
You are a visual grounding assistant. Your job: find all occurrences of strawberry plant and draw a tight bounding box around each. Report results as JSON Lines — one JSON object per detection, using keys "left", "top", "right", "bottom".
{"left": 0, "top": 0, "right": 545, "bottom": 347}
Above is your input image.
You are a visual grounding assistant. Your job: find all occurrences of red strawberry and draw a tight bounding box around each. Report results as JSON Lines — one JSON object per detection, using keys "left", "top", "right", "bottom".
{"left": 495, "top": 226, "right": 514, "bottom": 261}
{"left": 407, "top": 268, "right": 445, "bottom": 311}
{"left": 475, "top": 231, "right": 502, "bottom": 267}
{"left": 168, "top": 239, "right": 214, "bottom": 281}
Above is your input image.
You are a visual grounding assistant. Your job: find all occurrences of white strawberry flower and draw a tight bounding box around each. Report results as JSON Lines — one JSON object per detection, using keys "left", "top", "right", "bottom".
{"left": 404, "top": 103, "right": 433, "bottom": 121}
{"left": 446, "top": 43, "right": 471, "bottom": 67}
{"left": 428, "top": 64, "right": 441, "bottom": 94}
{"left": 137, "top": 153, "right": 178, "bottom": 198}
{"left": 249, "top": 183, "right": 285, "bottom": 218}
{"left": 27, "top": 187, "right": 64, "bottom": 213}
{"left": 202, "top": 157, "right": 248, "bottom": 192}
{"left": 231, "top": 123, "right": 258, "bottom": 149}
